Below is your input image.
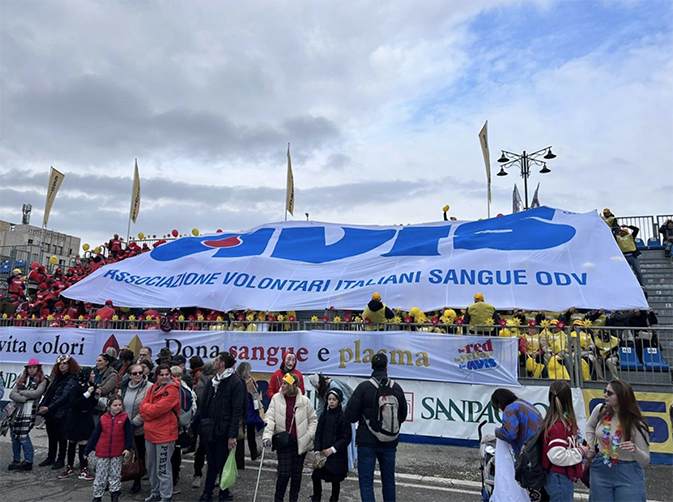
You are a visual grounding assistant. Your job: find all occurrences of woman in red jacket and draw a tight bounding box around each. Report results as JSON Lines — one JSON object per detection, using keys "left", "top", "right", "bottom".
{"left": 266, "top": 351, "right": 305, "bottom": 399}
{"left": 140, "top": 364, "right": 180, "bottom": 502}
{"left": 541, "top": 381, "right": 589, "bottom": 502}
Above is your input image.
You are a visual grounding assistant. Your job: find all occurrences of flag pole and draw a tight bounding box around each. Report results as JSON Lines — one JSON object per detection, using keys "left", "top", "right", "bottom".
{"left": 128, "top": 158, "right": 141, "bottom": 242}
{"left": 478, "top": 121, "right": 491, "bottom": 219}
{"left": 285, "top": 143, "right": 291, "bottom": 222}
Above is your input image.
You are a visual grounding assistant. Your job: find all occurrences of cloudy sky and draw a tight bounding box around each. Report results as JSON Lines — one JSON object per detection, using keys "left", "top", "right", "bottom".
{"left": 1, "top": 0, "right": 671, "bottom": 251}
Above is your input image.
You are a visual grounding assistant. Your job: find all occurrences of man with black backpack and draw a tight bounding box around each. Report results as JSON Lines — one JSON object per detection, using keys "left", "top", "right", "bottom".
{"left": 345, "top": 353, "right": 407, "bottom": 502}
{"left": 197, "top": 352, "right": 246, "bottom": 502}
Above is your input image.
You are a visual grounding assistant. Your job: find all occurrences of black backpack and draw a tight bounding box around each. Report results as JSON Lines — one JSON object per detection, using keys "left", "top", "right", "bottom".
{"left": 514, "top": 427, "right": 549, "bottom": 490}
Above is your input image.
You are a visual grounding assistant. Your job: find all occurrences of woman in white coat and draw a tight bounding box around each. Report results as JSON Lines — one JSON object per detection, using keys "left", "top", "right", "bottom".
{"left": 263, "top": 372, "right": 317, "bottom": 502}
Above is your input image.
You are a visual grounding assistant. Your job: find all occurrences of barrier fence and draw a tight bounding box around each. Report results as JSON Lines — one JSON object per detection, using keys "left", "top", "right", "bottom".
{"left": 0, "top": 318, "right": 670, "bottom": 388}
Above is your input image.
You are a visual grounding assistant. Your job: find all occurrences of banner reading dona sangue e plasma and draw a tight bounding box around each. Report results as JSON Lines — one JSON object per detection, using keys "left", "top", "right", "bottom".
{"left": 62, "top": 206, "right": 647, "bottom": 312}
{"left": 0, "top": 328, "right": 520, "bottom": 387}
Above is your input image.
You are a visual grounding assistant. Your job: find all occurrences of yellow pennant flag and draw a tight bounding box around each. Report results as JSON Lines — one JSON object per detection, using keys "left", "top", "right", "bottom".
{"left": 43, "top": 166, "right": 65, "bottom": 227}
{"left": 130, "top": 159, "right": 141, "bottom": 223}
{"left": 478, "top": 121, "right": 491, "bottom": 203}
{"left": 286, "top": 144, "right": 295, "bottom": 216}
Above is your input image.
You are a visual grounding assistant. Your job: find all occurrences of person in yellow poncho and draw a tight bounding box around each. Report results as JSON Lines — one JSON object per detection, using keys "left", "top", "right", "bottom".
{"left": 523, "top": 326, "right": 547, "bottom": 378}
{"left": 569, "top": 320, "right": 598, "bottom": 381}
{"left": 361, "top": 292, "right": 394, "bottom": 331}
{"left": 463, "top": 293, "right": 499, "bottom": 334}
{"left": 600, "top": 208, "right": 620, "bottom": 236}
{"left": 540, "top": 320, "right": 572, "bottom": 370}
{"left": 617, "top": 225, "right": 644, "bottom": 285}
{"left": 593, "top": 330, "right": 620, "bottom": 381}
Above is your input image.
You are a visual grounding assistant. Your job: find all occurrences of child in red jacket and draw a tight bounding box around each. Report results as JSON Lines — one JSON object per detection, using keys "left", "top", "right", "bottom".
{"left": 84, "top": 394, "right": 132, "bottom": 502}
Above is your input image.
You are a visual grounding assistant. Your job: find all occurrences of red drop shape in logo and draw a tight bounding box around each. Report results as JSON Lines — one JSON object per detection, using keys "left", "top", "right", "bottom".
{"left": 203, "top": 236, "right": 242, "bottom": 248}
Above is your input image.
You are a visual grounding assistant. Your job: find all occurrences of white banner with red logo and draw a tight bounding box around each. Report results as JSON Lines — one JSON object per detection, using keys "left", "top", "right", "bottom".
{"left": 0, "top": 328, "right": 519, "bottom": 387}
{"left": 62, "top": 208, "right": 648, "bottom": 311}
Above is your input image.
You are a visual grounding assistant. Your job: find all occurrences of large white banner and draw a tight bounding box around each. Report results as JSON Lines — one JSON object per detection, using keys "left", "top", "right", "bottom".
{"left": 62, "top": 207, "right": 647, "bottom": 311}
{"left": 0, "top": 328, "right": 519, "bottom": 387}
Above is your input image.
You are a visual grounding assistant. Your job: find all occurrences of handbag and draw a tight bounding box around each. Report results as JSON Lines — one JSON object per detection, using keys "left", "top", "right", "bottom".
{"left": 1, "top": 403, "right": 17, "bottom": 437}
{"left": 272, "top": 415, "right": 295, "bottom": 451}
{"left": 121, "top": 443, "right": 146, "bottom": 482}
{"left": 198, "top": 417, "right": 215, "bottom": 443}
{"left": 304, "top": 450, "right": 327, "bottom": 469}
{"left": 177, "top": 426, "right": 193, "bottom": 448}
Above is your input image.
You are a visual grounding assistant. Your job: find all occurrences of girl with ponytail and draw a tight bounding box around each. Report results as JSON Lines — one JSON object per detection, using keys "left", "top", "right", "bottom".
{"left": 541, "top": 381, "right": 589, "bottom": 502}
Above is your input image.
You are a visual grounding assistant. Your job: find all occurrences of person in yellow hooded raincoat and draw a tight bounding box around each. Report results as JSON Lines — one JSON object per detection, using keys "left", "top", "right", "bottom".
{"left": 361, "top": 292, "right": 394, "bottom": 331}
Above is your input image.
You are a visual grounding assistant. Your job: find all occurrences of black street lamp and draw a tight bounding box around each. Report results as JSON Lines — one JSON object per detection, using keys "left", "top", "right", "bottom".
{"left": 496, "top": 146, "right": 556, "bottom": 210}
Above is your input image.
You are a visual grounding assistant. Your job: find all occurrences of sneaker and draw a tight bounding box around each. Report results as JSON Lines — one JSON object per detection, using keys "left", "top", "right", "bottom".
{"left": 79, "top": 468, "right": 94, "bottom": 480}
{"left": 51, "top": 460, "right": 65, "bottom": 470}
{"left": 17, "top": 461, "right": 33, "bottom": 471}
{"left": 8, "top": 460, "right": 21, "bottom": 471}
{"left": 58, "top": 466, "right": 76, "bottom": 479}
{"left": 144, "top": 495, "right": 162, "bottom": 502}
{"left": 192, "top": 476, "right": 202, "bottom": 488}
{"left": 173, "top": 488, "right": 181, "bottom": 495}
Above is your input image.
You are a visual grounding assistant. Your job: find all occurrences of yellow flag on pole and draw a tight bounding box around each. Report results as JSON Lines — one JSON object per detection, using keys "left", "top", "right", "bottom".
{"left": 43, "top": 166, "right": 65, "bottom": 227}
{"left": 478, "top": 121, "right": 491, "bottom": 203}
{"left": 130, "top": 159, "right": 141, "bottom": 223}
{"left": 286, "top": 144, "right": 295, "bottom": 216}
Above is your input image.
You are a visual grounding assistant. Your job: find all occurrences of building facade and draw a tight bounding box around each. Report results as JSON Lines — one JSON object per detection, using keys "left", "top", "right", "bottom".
{"left": 0, "top": 220, "right": 81, "bottom": 270}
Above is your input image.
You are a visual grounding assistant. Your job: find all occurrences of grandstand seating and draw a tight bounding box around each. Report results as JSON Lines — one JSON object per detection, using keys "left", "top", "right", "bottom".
{"left": 636, "top": 238, "right": 646, "bottom": 249}
{"left": 642, "top": 347, "right": 670, "bottom": 372}
{"left": 647, "top": 237, "right": 664, "bottom": 250}
{"left": 619, "top": 346, "right": 644, "bottom": 371}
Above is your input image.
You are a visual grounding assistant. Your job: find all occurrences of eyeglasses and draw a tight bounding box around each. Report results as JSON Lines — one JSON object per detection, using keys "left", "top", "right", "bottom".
{"left": 604, "top": 389, "right": 615, "bottom": 397}
{"left": 130, "top": 371, "right": 143, "bottom": 376}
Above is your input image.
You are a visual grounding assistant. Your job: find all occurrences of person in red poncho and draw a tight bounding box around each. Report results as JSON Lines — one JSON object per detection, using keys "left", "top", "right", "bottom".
{"left": 8, "top": 269, "right": 25, "bottom": 297}
{"left": 95, "top": 301, "right": 116, "bottom": 320}
{"left": 267, "top": 351, "right": 305, "bottom": 399}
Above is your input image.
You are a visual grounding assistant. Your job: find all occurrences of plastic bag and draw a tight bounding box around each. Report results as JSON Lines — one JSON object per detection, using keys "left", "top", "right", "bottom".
{"left": 219, "top": 449, "right": 238, "bottom": 491}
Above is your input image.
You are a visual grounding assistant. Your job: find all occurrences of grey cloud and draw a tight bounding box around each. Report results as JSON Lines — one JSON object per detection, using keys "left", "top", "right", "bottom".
{"left": 323, "top": 153, "right": 351, "bottom": 170}
{"left": 2, "top": 74, "right": 341, "bottom": 164}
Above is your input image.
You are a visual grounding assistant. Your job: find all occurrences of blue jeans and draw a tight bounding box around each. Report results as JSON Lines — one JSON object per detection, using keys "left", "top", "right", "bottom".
{"left": 625, "top": 254, "right": 644, "bottom": 285}
{"left": 545, "top": 472, "right": 574, "bottom": 502}
{"left": 12, "top": 435, "right": 34, "bottom": 463}
{"left": 358, "top": 445, "right": 397, "bottom": 502}
{"left": 589, "top": 458, "right": 646, "bottom": 502}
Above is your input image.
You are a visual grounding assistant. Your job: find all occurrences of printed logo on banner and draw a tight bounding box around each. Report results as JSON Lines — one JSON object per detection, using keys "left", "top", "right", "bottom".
{"left": 150, "top": 207, "right": 575, "bottom": 263}
{"left": 454, "top": 339, "right": 498, "bottom": 371}
{"left": 405, "top": 392, "right": 414, "bottom": 423}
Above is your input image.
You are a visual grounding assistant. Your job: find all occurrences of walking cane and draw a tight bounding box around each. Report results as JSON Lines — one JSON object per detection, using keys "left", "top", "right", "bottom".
{"left": 252, "top": 444, "right": 267, "bottom": 502}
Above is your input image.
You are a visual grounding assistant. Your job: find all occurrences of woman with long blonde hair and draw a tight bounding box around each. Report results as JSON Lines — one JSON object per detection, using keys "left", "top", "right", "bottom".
{"left": 540, "top": 380, "right": 588, "bottom": 502}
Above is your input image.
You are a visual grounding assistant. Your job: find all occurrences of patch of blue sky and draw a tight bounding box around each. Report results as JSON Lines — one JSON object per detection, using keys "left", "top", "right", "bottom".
{"left": 406, "top": 0, "right": 672, "bottom": 128}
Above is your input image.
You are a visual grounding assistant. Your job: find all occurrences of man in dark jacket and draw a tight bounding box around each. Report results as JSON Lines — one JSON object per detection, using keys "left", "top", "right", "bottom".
{"left": 345, "top": 353, "right": 407, "bottom": 502}
{"left": 198, "top": 352, "right": 246, "bottom": 502}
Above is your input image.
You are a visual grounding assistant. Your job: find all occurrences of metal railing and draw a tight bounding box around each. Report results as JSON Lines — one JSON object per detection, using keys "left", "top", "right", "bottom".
{"left": 1, "top": 317, "right": 669, "bottom": 388}
{"left": 618, "top": 214, "right": 672, "bottom": 245}
{"left": 471, "top": 324, "right": 673, "bottom": 388}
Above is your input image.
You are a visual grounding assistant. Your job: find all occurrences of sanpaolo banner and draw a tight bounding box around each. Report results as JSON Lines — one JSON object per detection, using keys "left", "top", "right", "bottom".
{"left": 62, "top": 207, "right": 647, "bottom": 311}
{"left": 0, "top": 328, "right": 520, "bottom": 387}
